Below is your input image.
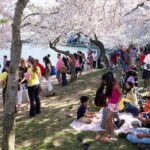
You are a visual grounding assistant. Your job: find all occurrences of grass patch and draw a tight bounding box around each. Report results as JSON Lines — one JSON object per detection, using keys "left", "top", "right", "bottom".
{"left": 1, "top": 68, "right": 144, "bottom": 150}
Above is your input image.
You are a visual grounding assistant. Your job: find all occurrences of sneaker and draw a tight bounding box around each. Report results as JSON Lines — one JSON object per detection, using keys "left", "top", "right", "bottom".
{"left": 116, "top": 119, "right": 125, "bottom": 129}
{"left": 109, "top": 137, "right": 118, "bottom": 141}
{"left": 118, "top": 132, "right": 128, "bottom": 138}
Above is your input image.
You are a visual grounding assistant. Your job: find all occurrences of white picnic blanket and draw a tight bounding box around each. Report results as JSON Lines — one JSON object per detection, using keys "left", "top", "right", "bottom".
{"left": 70, "top": 110, "right": 141, "bottom": 133}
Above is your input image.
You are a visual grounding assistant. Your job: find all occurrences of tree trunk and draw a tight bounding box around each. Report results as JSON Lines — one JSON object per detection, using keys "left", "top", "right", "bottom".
{"left": 90, "top": 35, "right": 109, "bottom": 67}
{"left": 70, "top": 56, "right": 76, "bottom": 82}
{"left": 2, "top": 1, "right": 29, "bottom": 150}
{"left": 49, "top": 39, "right": 77, "bottom": 82}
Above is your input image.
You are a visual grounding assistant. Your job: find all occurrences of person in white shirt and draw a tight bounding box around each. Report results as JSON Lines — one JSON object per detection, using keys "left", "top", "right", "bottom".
{"left": 93, "top": 51, "right": 97, "bottom": 69}
{"left": 142, "top": 47, "right": 150, "bottom": 90}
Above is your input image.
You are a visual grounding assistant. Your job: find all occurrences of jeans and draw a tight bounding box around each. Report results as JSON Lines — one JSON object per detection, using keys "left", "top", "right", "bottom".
{"left": 127, "top": 128, "right": 150, "bottom": 144}
{"left": 28, "top": 84, "right": 41, "bottom": 117}
{"left": 62, "top": 73, "right": 67, "bottom": 86}
{"left": 2, "top": 88, "right": 6, "bottom": 105}
{"left": 123, "top": 63, "right": 129, "bottom": 72}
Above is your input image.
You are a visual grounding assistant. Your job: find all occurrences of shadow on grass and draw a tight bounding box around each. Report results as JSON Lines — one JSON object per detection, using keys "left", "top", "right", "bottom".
{"left": 0, "top": 68, "right": 140, "bottom": 150}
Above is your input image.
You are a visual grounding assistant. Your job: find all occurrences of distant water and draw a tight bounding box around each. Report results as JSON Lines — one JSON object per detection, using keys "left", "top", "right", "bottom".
{"left": 0, "top": 44, "right": 94, "bottom": 71}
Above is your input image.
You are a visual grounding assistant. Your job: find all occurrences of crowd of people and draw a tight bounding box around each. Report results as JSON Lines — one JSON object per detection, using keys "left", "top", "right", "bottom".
{"left": 76, "top": 45, "right": 150, "bottom": 148}
{"left": 0, "top": 44, "right": 150, "bottom": 148}
{"left": 0, "top": 49, "right": 98, "bottom": 113}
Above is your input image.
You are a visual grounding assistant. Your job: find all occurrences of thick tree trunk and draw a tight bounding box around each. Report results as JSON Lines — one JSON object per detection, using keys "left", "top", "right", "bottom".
{"left": 90, "top": 34, "right": 109, "bottom": 67}
{"left": 70, "top": 56, "right": 76, "bottom": 82}
{"left": 2, "top": 1, "right": 29, "bottom": 150}
{"left": 49, "top": 39, "right": 77, "bottom": 82}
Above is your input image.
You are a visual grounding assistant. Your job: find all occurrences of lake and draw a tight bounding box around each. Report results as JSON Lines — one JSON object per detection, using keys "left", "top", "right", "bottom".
{"left": 0, "top": 44, "right": 97, "bottom": 71}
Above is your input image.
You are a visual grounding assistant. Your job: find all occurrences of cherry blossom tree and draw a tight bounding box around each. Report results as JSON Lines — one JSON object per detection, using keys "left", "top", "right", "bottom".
{"left": 1, "top": 1, "right": 29, "bottom": 150}
{"left": 0, "top": 0, "right": 150, "bottom": 149}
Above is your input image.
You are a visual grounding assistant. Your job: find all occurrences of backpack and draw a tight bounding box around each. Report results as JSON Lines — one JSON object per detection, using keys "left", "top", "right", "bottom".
{"left": 94, "top": 87, "right": 108, "bottom": 107}
{"left": 50, "top": 66, "right": 56, "bottom": 76}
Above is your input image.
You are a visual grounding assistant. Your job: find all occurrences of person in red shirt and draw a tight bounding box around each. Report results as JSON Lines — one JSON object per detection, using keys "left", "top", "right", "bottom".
{"left": 140, "top": 52, "right": 146, "bottom": 66}
{"left": 35, "top": 59, "right": 45, "bottom": 92}
{"left": 35, "top": 59, "right": 45, "bottom": 77}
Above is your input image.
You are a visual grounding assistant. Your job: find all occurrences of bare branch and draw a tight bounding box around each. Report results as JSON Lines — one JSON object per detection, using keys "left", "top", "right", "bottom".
{"left": 98, "top": 19, "right": 103, "bottom": 22}
{"left": 103, "top": 0, "right": 108, "bottom": 11}
{"left": 21, "top": 22, "right": 31, "bottom": 28}
{"left": 124, "top": 2, "right": 145, "bottom": 17}
{"left": 22, "top": 7, "right": 60, "bottom": 22}
{"left": 22, "top": 13, "right": 40, "bottom": 21}
{"left": 49, "top": 37, "right": 73, "bottom": 57}
{"left": 113, "top": 0, "right": 120, "bottom": 18}
{"left": 48, "top": 7, "right": 61, "bottom": 15}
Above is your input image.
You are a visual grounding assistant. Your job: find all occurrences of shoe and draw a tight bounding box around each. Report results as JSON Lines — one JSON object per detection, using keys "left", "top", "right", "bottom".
{"left": 109, "top": 137, "right": 118, "bottom": 141}
{"left": 118, "top": 132, "right": 128, "bottom": 138}
{"left": 77, "top": 136, "right": 83, "bottom": 143}
{"left": 116, "top": 119, "right": 125, "bottom": 129}
{"left": 83, "top": 143, "right": 90, "bottom": 150}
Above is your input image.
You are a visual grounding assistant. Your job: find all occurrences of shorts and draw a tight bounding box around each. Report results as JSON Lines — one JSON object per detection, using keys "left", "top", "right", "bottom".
{"left": 56, "top": 70, "right": 60, "bottom": 79}
{"left": 142, "top": 70, "right": 150, "bottom": 80}
{"left": 108, "top": 103, "right": 118, "bottom": 112}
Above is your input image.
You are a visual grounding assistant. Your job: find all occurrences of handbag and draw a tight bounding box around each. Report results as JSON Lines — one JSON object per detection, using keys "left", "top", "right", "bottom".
{"left": 60, "top": 65, "right": 68, "bottom": 73}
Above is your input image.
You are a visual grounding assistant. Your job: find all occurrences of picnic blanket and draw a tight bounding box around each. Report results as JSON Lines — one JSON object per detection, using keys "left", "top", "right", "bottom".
{"left": 70, "top": 110, "right": 141, "bottom": 133}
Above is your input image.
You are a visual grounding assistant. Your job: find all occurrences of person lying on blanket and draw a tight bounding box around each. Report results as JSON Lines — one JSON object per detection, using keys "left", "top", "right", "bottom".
{"left": 77, "top": 96, "right": 96, "bottom": 124}
{"left": 126, "top": 116, "right": 150, "bottom": 145}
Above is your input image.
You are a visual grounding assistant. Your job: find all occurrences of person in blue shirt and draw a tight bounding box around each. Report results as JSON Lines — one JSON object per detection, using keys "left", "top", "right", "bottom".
{"left": 77, "top": 96, "right": 95, "bottom": 124}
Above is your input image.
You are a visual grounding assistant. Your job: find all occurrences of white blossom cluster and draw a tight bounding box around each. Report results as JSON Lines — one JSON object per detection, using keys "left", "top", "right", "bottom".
{"left": 0, "top": 0, "right": 149, "bottom": 49}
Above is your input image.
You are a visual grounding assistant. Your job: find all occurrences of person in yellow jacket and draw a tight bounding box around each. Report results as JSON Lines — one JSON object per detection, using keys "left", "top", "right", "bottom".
{"left": 25, "top": 57, "right": 41, "bottom": 117}
{"left": 0, "top": 61, "right": 10, "bottom": 104}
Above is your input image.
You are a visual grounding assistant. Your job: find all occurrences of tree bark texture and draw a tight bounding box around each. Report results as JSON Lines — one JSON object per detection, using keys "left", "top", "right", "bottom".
{"left": 2, "top": 1, "right": 29, "bottom": 150}
{"left": 90, "top": 35, "right": 109, "bottom": 67}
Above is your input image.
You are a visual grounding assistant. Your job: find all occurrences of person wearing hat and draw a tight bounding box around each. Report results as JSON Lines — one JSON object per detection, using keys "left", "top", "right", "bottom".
{"left": 125, "top": 77, "right": 138, "bottom": 107}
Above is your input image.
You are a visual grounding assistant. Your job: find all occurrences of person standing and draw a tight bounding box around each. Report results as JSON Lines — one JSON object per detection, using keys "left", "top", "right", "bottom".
{"left": 56, "top": 54, "right": 63, "bottom": 84}
{"left": 93, "top": 51, "right": 97, "bottom": 69}
{"left": 26, "top": 57, "right": 41, "bottom": 117}
{"left": 123, "top": 49, "right": 131, "bottom": 72}
{"left": 130, "top": 48, "right": 137, "bottom": 66}
{"left": 89, "top": 51, "right": 94, "bottom": 70}
{"left": 43, "top": 56, "right": 55, "bottom": 96}
{"left": 2, "top": 55, "right": 8, "bottom": 72}
{"left": 62, "top": 56, "right": 68, "bottom": 86}
{"left": 142, "top": 46, "right": 150, "bottom": 90}
{"left": 17, "top": 59, "right": 30, "bottom": 110}
{"left": 74, "top": 53, "right": 81, "bottom": 77}
{"left": 0, "top": 61, "right": 10, "bottom": 104}
{"left": 35, "top": 59, "right": 45, "bottom": 92}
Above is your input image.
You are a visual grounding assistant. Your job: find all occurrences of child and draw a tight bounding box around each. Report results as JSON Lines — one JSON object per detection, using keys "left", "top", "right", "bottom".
{"left": 77, "top": 96, "right": 95, "bottom": 124}
{"left": 107, "top": 74, "right": 122, "bottom": 140}
{"left": 125, "top": 81, "right": 138, "bottom": 107}
{"left": 95, "top": 72, "right": 123, "bottom": 142}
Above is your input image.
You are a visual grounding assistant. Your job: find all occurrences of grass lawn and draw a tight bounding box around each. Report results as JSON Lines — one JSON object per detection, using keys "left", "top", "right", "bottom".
{"left": 0, "top": 68, "right": 144, "bottom": 150}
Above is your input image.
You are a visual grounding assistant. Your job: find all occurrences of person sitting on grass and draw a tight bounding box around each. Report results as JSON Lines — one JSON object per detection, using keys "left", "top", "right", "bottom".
{"left": 126, "top": 116, "right": 150, "bottom": 146}
{"left": 77, "top": 96, "right": 96, "bottom": 124}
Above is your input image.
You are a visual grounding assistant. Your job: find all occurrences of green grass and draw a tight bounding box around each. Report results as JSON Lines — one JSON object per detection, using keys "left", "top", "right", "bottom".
{"left": 0, "top": 68, "right": 145, "bottom": 150}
